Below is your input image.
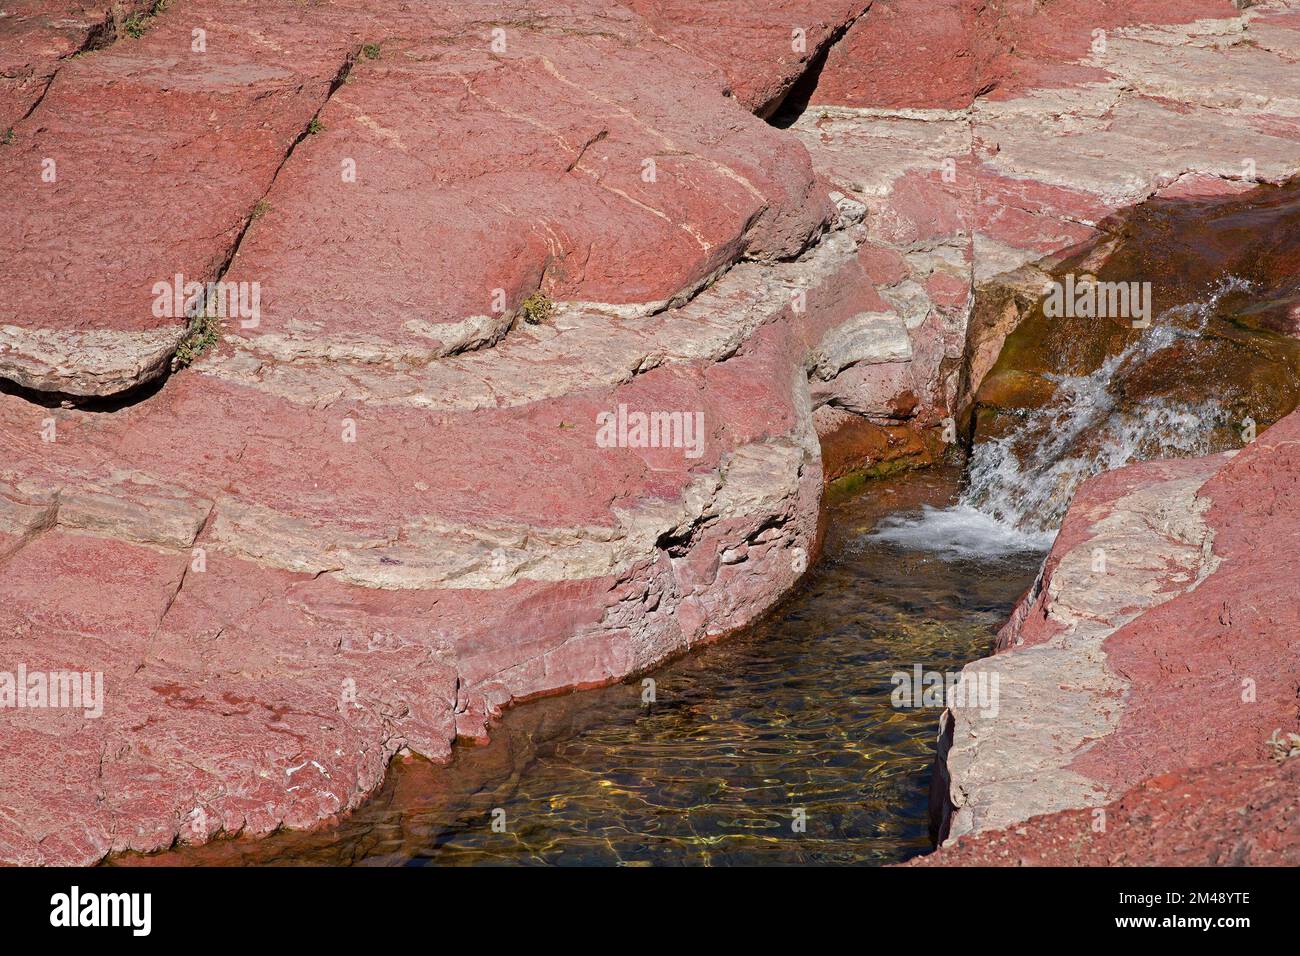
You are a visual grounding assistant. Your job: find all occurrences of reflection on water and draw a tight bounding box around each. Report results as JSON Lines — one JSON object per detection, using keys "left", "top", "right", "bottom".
{"left": 115, "top": 468, "right": 1041, "bottom": 867}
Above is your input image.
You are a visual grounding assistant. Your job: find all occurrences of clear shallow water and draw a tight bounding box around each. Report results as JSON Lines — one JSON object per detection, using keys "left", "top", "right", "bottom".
{"left": 117, "top": 468, "right": 1042, "bottom": 867}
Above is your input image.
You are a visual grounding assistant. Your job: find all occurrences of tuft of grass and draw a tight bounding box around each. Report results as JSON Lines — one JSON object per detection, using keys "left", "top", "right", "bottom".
{"left": 361, "top": 43, "right": 381, "bottom": 60}
{"left": 306, "top": 117, "right": 324, "bottom": 135}
{"left": 0, "top": 129, "right": 14, "bottom": 146}
{"left": 172, "top": 308, "right": 220, "bottom": 369}
{"left": 519, "top": 291, "right": 554, "bottom": 325}
{"left": 122, "top": 1, "right": 169, "bottom": 39}
{"left": 249, "top": 199, "right": 271, "bottom": 221}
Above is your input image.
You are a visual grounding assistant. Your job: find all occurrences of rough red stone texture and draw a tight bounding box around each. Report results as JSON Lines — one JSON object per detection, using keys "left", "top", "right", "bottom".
{"left": 1074, "top": 413, "right": 1300, "bottom": 788}
{"left": 0, "top": 0, "right": 358, "bottom": 394}
{"left": 812, "top": 0, "right": 1243, "bottom": 111}
{"left": 912, "top": 758, "right": 1300, "bottom": 866}
{"left": 926, "top": 410, "right": 1300, "bottom": 865}
{"left": 623, "top": 0, "right": 868, "bottom": 116}
{"left": 3, "top": 0, "right": 1298, "bottom": 866}
{"left": 0, "top": 0, "right": 932, "bottom": 863}
{"left": 811, "top": 0, "right": 976, "bottom": 110}
{"left": 0, "top": 2, "right": 157, "bottom": 131}
{"left": 1, "top": 0, "right": 841, "bottom": 396}
{"left": 973, "top": 0, "right": 1242, "bottom": 100}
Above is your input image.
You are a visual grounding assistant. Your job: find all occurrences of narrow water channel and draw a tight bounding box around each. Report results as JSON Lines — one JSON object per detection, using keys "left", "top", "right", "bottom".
{"left": 118, "top": 180, "right": 1300, "bottom": 868}
{"left": 117, "top": 467, "right": 1043, "bottom": 866}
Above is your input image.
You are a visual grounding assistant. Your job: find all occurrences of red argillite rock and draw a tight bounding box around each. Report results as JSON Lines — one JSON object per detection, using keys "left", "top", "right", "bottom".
{"left": 620, "top": 0, "right": 869, "bottom": 117}
{"left": 0, "top": 0, "right": 920, "bottom": 864}
{"left": 925, "top": 408, "right": 1300, "bottom": 865}
{"left": 0, "top": 2, "right": 157, "bottom": 131}
{"left": 795, "top": 0, "right": 1300, "bottom": 415}
{"left": 1, "top": 0, "right": 1298, "bottom": 867}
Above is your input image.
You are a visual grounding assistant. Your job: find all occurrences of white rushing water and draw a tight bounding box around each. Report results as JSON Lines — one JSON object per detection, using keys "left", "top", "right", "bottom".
{"left": 872, "top": 277, "right": 1250, "bottom": 559}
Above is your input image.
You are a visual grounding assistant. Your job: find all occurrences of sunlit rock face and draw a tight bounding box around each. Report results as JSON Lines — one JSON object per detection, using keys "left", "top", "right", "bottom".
{"left": 919, "top": 406, "right": 1300, "bottom": 866}
{"left": 2, "top": 0, "right": 1299, "bottom": 866}
{"left": 0, "top": 0, "right": 912, "bottom": 864}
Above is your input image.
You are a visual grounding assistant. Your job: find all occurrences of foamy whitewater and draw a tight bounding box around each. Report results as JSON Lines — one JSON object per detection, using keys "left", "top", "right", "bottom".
{"left": 872, "top": 278, "right": 1250, "bottom": 559}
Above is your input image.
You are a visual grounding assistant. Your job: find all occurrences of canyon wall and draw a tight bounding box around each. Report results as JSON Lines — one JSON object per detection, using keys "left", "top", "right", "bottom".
{"left": 0, "top": 0, "right": 928, "bottom": 865}
{"left": 1, "top": 0, "right": 1297, "bottom": 864}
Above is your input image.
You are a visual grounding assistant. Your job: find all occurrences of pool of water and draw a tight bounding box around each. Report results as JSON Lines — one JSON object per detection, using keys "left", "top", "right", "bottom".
{"left": 116, "top": 467, "right": 1042, "bottom": 867}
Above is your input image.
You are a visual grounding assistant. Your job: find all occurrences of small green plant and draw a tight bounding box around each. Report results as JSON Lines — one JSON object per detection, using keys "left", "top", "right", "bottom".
{"left": 361, "top": 43, "right": 381, "bottom": 60}
{"left": 122, "top": 1, "right": 169, "bottom": 39}
{"left": 249, "top": 199, "right": 271, "bottom": 221}
{"left": 122, "top": 14, "right": 149, "bottom": 38}
{"left": 306, "top": 117, "right": 324, "bottom": 135}
{"left": 0, "top": 129, "right": 14, "bottom": 146}
{"left": 1267, "top": 729, "right": 1300, "bottom": 761}
{"left": 172, "top": 308, "right": 220, "bottom": 369}
{"left": 519, "top": 291, "right": 554, "bottom": 325}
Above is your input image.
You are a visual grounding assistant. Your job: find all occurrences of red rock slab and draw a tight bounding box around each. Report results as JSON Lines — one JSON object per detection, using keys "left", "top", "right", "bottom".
{"left": 810, "top": 0, "right": 977, "bottom": 111}
{"left": 937, "top": 411, "right": 1300, "bottom": 857}
{"left": 1069, "top": 410, "right": 1300, "bottom": 790}
{"left": 0, "top": 207, "right": 892, "bottom": 861}
{"left": 0, "top": 233, "right": 877, "bottom": 593}
{"left": 220, "top": 24, "right": 833, "bottom": 362}
{"left": 974, "top": 0, "right": 1241, "bottom": 100}
{"left": 1157, "top": 172, "right": 1262, "bottom": 201}
{"left": 0, "top": 224, "right": 879, "bottom": 565}
{"left": 0, "top": 529, "right": 462, "bottom": 863}
{"left": 915, "top": 757, "right": 1299, "bottom": 866}
{"left": 0, "top": 531, "right": 183, "bottom": 864}
{"left": 0, "top": 0, "right": 355, "bottom": 396}
{"left": 0, "top": 1, "right": 155, "bottom": 131}
{"left": 808, "top": 0, "right": 1231, "bottom": 110}
{"left": 970, "top": 169, "right": 1110, "bottom": 280}
{"left": 0, "top": 351, "right": 826, "bottom": 861}
{"left": 0, "top": 430, "right": 819, "bottom": 864}
{"left": 622, "top": 0, "right": 867, "bottom": 116}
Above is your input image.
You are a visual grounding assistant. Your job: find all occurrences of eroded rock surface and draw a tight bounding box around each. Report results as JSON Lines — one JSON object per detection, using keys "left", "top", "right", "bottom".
{"left": 0, "top": 0, "right": 924, "bottom": 865}
{"left": 928, "top": 409, "right": 1300, "bottom": 863}
{"left": 795, "top": 0, "right": 1300, "bottom": 419}
{"left": 2, "top": 0, "right": 1298, "bottom": 865}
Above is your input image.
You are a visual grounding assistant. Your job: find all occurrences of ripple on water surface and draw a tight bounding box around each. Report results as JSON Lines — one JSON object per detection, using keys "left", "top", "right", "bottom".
{"left": 115, "top": 468, "right": 1043, "bottom": 867}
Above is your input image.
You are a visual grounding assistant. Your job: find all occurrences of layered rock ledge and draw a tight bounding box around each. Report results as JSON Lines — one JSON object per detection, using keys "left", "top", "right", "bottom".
{"left": 0, "top": 0, "right": 939, "bottom": 865}
{"left": 923, "top": 408, "right": 1300, "bottom": 865}
{"left": 2, "top": 0, "right": 1298, "bottom": 865}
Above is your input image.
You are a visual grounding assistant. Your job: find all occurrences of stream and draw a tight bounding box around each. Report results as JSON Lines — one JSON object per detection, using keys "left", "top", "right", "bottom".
{"left": 117, "top": 180, "right": 1300, "bottom": 868}
{"left": 117, "top": 468, "right": 1042, "bottom": 866}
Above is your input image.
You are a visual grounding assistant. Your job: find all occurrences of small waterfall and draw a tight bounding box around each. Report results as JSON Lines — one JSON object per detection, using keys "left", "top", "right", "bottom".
{"left": 872, "top": 277, "right": 1250, "bottom": 558}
